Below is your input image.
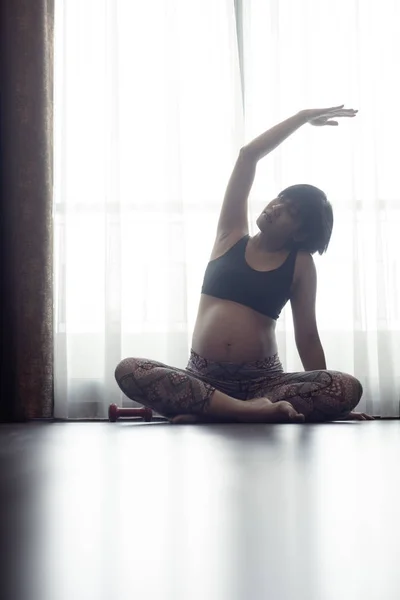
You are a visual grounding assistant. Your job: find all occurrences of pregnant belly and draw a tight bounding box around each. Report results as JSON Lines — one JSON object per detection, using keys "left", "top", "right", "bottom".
{"left": 191, "top": 295, "right": 278, "bottom": 362}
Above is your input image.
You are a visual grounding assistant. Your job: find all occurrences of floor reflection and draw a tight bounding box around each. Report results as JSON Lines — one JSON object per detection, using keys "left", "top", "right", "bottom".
{"left": 2, "top": 422, "right": 400, "bottom": 600}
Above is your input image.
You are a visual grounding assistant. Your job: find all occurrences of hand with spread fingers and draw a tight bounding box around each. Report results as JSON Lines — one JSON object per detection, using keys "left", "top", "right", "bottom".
{"left": 301, "top": 105, "right": 358, "bottom": 127}
{"left": 340, "top": 411, "right": 375, "bottom": 421}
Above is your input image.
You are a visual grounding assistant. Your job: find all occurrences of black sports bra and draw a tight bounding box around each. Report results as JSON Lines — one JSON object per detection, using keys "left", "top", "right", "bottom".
{"left": 201, "top": 235, "right": 297, "bottom": 320}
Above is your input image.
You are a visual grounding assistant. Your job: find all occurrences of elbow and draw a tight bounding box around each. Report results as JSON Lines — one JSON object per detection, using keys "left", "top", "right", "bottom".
{"left": 239, "top": 145, "right": 258, "bottom": 163}
{"left": 295, "top": 331, "right": 320, "bottom": 349}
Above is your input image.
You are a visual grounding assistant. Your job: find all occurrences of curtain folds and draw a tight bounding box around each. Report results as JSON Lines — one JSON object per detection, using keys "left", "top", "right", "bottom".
{"left": 0, "top": 0, "right": 54, "bottom": 420}
{"left": 54, "top": 0, "right": 400, "bottom": 418}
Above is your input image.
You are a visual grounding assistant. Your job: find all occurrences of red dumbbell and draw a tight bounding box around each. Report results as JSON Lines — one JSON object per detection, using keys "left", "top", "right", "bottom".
{"left": 108, "top": 403, "right": 153, "bottom": 422}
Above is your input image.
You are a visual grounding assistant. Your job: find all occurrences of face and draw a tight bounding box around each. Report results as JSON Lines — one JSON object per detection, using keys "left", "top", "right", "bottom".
{"left": 256, "top": 195, "right": 304, "bottom": 248}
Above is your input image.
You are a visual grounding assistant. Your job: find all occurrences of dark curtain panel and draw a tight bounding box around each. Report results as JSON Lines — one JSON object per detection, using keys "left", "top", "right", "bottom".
{"left": 0, "top": 0, "right": 54, "bottom": 420}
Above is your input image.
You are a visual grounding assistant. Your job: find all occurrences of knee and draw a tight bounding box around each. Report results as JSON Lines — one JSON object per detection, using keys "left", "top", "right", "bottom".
{"left": 348, "top": 374, "right": 363, "bottom": 409}
{"left": 114, "top": 357, "right": 140, "bottom": 383}
{"left": 334, "top": 372, "right": 363, "bottom": 411}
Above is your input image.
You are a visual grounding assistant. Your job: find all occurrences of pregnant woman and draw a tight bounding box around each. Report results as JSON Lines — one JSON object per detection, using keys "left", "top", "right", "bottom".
{"left": 115, "top": 105, "right": 371, "bottom": 423}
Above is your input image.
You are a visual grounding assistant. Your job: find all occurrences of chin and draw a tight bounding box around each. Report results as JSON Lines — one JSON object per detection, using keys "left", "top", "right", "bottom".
{"left": 256, "top": 215, "right": 265, "bottom": 231}
{"left": 256, "top": 216, "right": 270, "bottom": 233}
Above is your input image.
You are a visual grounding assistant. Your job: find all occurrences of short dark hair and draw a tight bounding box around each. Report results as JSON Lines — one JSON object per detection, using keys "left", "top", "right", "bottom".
{"left": 279, "top": 184, "right": 333, "bottom": 255}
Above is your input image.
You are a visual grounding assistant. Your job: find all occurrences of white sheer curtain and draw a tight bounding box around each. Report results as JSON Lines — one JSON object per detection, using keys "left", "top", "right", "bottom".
{"left": 54, "top": 0, "right": 400, "bottom": 418}
{"left": 240, "top": 0, "right": 400, "bottom": 417}
{"left": 53, "top": 0, "right": 244, "bottom": 417}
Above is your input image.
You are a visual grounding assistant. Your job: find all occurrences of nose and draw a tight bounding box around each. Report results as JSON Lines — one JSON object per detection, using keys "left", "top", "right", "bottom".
{"left": 264, "top": 199, "right": 282, "bottom": 219}
{"left": 271, "top": 205, "right": 281, "bottom": 218}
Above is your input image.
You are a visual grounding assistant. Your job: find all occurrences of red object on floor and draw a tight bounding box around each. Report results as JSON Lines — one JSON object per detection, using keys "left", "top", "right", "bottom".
{"left": 108, "top": 403, "right": 153, "bottom": 422}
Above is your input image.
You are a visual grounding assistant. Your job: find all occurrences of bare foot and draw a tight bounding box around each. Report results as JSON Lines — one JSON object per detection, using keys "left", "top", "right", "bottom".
{"left": 170, "top": 398, "right": 305, "bottom": 424}
{"left": 170, "top": 414, "right": 201, "bottom": 424}
{"left": 170, "top": 414, "right": 229, "bottom": 424}
{"left": 243, "top": 398, "right": 305, "bottom": 423}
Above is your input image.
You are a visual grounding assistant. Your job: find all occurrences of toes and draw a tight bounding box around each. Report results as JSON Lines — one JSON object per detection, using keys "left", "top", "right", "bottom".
{"left": 170, "top": 414, "right": 199, "bottom": 425}
{"left": 278, "top": 401, "right": 305, "bottom": 423}
{"left": 286, "top": 405, "right": 305, "bottom": 422}
{"left": 291, "top": 412, "right": 305, "bottom": 423}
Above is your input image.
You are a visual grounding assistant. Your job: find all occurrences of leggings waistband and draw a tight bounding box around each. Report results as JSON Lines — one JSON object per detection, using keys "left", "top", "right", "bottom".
{"left": 187, "top": 349, "right": 284, "bottom": 380}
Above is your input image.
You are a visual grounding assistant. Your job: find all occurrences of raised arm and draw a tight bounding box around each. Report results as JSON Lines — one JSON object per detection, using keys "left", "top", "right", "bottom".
{"left": 216, "top": 105, "right": 357, "bottom": 238}
{"left": 217, "top": 112, "right": 308, "bottom": 237}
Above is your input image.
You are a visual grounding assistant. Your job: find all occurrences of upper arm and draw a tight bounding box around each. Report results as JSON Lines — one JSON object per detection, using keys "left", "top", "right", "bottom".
{"left": 290, "top": 253, "right": 320, "bottom": 343}
{"left": 216, "top": 147, "right": 257, "bottom": 237}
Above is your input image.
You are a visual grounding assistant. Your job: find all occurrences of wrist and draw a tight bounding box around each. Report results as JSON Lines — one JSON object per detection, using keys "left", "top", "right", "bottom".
{"left": 297, "top": 110, "right": 310, "bottom": 125}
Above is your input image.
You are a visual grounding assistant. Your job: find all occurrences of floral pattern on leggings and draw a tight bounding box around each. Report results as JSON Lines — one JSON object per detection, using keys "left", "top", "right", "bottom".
{"left": 114, "top": 350, "right": 363, "bottom": 422}
{"left": 114, "top": 357, "right": 215, "bottom": 418}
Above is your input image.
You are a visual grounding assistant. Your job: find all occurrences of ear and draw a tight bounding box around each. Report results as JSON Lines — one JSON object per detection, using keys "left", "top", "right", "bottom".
{"left": 292, "top": 228, "right": 307, "bottom": 243}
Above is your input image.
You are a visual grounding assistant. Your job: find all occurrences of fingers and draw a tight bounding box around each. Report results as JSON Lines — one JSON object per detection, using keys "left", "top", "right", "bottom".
{"left": 348, "top": 411, "right": 375, "bottom": 420}
{"left": 352, "top": 413, "right": 366, "bottom": 420}
{"left": 309, "top": 107, "right": 358, "bottom": 128}
{"left": 318, "top": 105, "right": 345, "bottom": 112}
{"left": 319, "top": 110, "right": 357, "bottom": 126}
{"left": 356, "top": 412, "right": 375, "bottom": 420}
{"left": 326, "top": 104, "right": 345, "bottom": 112}
{"left": 328, "top": 106, "right": 356, "bottom": 113}
{"left": 334, "top": 109, "right": 358, "bottom": 117}
{"left": 170, "top": 414, "right": 200, "bottom": 424}
{"left": 318, "top": 107, "right": 358, "bottom": 118}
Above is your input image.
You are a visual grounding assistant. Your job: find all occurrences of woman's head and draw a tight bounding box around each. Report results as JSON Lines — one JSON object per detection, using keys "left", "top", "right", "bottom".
{"left": 256, "top": 184, "right": 333, "bottom": 255}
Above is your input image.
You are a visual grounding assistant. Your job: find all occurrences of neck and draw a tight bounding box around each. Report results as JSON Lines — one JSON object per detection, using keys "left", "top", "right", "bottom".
{"left": 252, "top": 232, "right": 289, "bottom": 253}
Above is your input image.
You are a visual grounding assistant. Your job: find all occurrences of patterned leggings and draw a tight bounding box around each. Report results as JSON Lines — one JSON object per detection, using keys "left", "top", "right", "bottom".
{"left": 114, "top": 350, "right": 363, "bottom": 423}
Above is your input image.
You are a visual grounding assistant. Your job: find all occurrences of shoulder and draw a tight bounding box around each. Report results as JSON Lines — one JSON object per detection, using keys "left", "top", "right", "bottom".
{"left": 292, "top": 251, "right": 316, "bottom": 290}
{"left": 295, "top": 250, "right": 315, "bottom": 269}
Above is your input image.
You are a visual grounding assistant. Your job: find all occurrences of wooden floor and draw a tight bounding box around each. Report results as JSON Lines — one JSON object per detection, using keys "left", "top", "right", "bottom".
{"left": 1, "top": 420, "right": 400, "bottom": 600}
